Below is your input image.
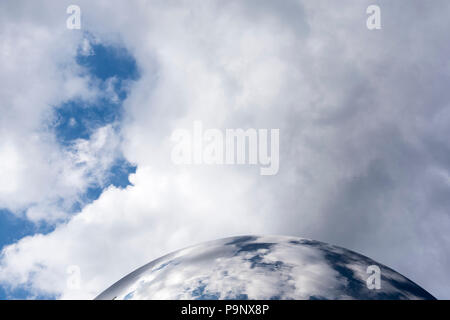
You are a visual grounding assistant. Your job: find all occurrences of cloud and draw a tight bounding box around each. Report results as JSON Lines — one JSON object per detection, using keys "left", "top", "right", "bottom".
{"left": 0, "top": 1, "right": 136, "bottom": 224}
{"left": 0, "top": 15, "right": 94, "bottom": 216}
{"left": 1, "top": 0, "right": 450, "bottom": 299}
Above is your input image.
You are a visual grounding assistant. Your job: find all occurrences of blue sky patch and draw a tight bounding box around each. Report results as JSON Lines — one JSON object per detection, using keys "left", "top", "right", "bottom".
{"left": 76, "top": 42, "right": 139, "bottom": 82}
{"left": 71, "top": 157, "right": 137, "bottom": 213}
{"left": 54, "top": 40, "right": 139, "bottom": 145}
{"left": 54, "top": 98, "right": 121, "bottom": 144}
{"left": 0, "top": 283, "right": 57, "bottom": 300}
{"left": 0, "top": 209, "right": 56, "bottom": 299}
{"left": 55, "top": 38, "right": 139, "bottom": 204}
{"left": 0, "top": 209, "right": 54, "bottom": 247}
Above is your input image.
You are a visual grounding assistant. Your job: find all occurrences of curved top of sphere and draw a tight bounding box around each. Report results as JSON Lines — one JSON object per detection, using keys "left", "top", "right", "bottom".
{"left": 96, "top": 235, "right": 435, "bottom": 300}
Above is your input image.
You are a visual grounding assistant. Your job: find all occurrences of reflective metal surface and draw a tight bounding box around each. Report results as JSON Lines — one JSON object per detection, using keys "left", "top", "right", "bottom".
{"left": 96, "top": 235, "right": 435, "bottom": 300}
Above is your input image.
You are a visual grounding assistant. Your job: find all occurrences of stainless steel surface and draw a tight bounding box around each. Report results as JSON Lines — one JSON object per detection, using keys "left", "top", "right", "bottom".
{"left": 96, "top": 235, "right": 435, "bottom": 300}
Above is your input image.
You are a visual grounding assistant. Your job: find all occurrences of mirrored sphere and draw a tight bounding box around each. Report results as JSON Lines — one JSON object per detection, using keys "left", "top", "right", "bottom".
{"left": 96, "top": 235, "right": 435, "bottom": 300}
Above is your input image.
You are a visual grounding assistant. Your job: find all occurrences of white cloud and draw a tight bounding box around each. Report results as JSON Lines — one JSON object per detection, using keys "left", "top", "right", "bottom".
{"left": 0, "top": 1, "right": 123, "bottom": 222}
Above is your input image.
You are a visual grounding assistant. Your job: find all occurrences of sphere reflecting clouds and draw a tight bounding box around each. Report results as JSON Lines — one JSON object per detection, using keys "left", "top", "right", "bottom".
{"left": 96, "top": 235, "right": 435, "bottom": 300}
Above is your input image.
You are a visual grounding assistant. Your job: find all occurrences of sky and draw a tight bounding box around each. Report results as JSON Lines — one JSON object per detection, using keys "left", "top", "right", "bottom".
{"left": 0, "top": 0, "right": 449, "bottom": 299}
